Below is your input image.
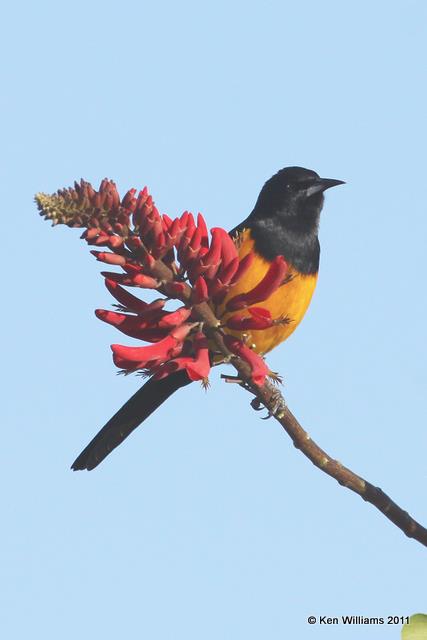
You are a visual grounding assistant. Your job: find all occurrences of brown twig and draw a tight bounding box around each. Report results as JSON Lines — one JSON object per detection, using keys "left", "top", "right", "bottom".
{"left": 243, "top": 379, "right": 427, "bottom": 548}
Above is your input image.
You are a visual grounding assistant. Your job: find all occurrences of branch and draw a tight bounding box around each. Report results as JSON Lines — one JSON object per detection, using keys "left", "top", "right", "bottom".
{"left": 242, "top": 378, "right": 427, "bottom": 548}
{"left": 146, "top": 252, "right": 427, "bottom": 548}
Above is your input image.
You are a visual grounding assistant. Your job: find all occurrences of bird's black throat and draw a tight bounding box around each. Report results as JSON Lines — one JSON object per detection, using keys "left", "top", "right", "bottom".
{"left": 248, "top": 218, "right": 320, "bottom": 274}
{"left": 232, "top": 191, "right": 323, "bottom": 275}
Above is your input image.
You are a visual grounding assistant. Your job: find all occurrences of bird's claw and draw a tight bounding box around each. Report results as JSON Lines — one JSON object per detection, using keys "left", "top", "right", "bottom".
{"left": 251, "top": 398, "right": 265, "bottom": 411}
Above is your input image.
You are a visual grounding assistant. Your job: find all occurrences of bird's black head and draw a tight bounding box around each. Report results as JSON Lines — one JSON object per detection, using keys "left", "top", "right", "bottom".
{"left": 251, "top": 166, "right": 344, "bottom": 234}
{"left": 241, "top": 166, "right": 344, "bottom": 273}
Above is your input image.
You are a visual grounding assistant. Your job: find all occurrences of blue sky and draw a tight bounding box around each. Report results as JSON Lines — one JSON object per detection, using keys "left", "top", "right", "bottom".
{"left": 2, "top": 1, "right": 427, "bottom": 638}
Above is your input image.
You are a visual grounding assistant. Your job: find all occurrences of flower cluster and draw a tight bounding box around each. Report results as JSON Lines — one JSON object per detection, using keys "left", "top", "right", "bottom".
{"left": 36, "top": 179, "right": 288, "bottom": 386}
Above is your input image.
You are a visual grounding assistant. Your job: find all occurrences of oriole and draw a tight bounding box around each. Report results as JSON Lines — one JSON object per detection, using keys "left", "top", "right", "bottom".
{"left": 72, "top": 166, "right": 344, "bottom": 470}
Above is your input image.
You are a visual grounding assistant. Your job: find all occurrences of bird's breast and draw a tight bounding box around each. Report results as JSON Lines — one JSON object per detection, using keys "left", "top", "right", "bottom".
{"left": 216, "top": 229, "right": 318, "bottom": 355}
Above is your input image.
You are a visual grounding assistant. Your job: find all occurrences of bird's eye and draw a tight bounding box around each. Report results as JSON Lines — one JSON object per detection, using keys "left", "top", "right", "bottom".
{"left": 285, "top": 183, "right": 294, "bottom": 192}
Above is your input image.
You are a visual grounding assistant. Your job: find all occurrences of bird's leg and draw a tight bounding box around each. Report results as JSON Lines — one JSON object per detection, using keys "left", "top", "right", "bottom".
{"left": 261, "top": 386, "right": 287, "bottom": 420}
{"left": 250, "top": 388, "right": 287, "bottom": 419}
{"left": 221, "top": 373, "right": 286, "bottom": 419}
{"left": 249, "top": 376, "right": 286, "bottom": 419}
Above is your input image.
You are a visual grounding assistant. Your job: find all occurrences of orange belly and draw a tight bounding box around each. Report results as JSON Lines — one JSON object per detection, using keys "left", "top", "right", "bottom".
{"left": 216, "top": 229, "right": 318, "bottom": 355}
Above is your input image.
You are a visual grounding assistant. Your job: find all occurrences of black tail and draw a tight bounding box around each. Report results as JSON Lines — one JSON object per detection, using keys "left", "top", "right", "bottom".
{"left": 71, "top": 371, "right": 192, "bottom": 471}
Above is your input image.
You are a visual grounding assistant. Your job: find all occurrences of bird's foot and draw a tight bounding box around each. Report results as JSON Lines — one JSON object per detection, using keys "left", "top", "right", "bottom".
{"left": 221, "top": 373, "right": 286, "bottom": 420}
{"left": 251, "top": 388, "right": 286, "bottom": 420}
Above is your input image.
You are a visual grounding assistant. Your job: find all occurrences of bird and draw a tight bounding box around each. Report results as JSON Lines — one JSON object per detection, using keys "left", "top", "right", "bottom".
{"left": 71, "top": 166, "right": 344, "bottom": 471}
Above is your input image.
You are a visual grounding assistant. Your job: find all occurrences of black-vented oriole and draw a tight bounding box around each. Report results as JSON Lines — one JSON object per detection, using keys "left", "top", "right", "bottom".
{"left": 72, "top": 166, "right": 344, "bottom": 471}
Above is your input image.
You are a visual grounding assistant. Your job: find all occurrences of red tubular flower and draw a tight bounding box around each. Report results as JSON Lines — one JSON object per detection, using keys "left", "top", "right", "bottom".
{"left": 139, "top": 205, "right": 160, "bottom": 239}
{"left": 132, "top": 187, "right": 149, "bottom": 226}
{"left": 96, "top": 300, "right": 166, "bottom": 327}
{"left": 90, "top": 251, "right": 127, "bottom": 266}
{"left": 169, "top": 323, "right": 198, "bottom": 342}
{"left": 226, "top": 307, "right": 274, "bottom": 331}
{"left": 230, "top": 252, "right": 255, "bottom": 285}
{"left": 152, "top": 333, "right": 210, "bottom": 381}
{"left": 148, "top": 340, "right": 196, "bottom": 378}
{"left": 135, "top": 299, "right": 167, "bottom": 319}
{"left": 216, "top": 256, "right": 239, "bottom": 285}
{"left": 100, "top": 271, "right": 159, "bottom": 289}
{"left": 145, "top": 207, "right": 167, "bottom": 258}
{"left": 111, "top": 322, "right": 195, "bottom": 368}
{"left": 202, "top": 228, "right": 223, "bottom": 280}
{"left": 187, "top": 228, "right": 223, "bottom": 282}
{"left": 163, "top": 217, "right": 184, "bottom": 252}
{"left": 111, "top": 337, "right": 177, "bottom": 366}
{"left": 122, "top": 262, "right": 143, "bottom": 275}
{"left": 92, "top": 193, "right": 102, "bottom": 209}
{"left": 91, "top": 233, "right": 111, "bottom": 247}
{"left": 108, "top": 236, "right": 125, "bottom": 249}
{"left": 205, "top": 256, "right": 240, "bottom": 306}
{"left": 226, "top": 256, "right": 288, "bottom": 311}
{"left": 157, "top": 306, "right": 192, "bottom": 328}
{"left": 197, "top": 213, "right": 209, "bottom": 248}
{"left": 247, "top": 307, "right": 273, "bottom": 322}
{"left": 223, "top": 335, "right": 269, "bottom": 386}
{"left": 82, "top": 227, "right": 101, "bottom": 240}
{"left": 177, "top": 213, "right": 196, "bottom": 262}
{"left": 133, "top": 195, "right": 153, "bottom": 232}
{"left": 152, "top": 231, "right": 166, "bottom": 259}
{"left": 121, "top": 188, "right": 137, "bottom": 211}
{"left": 112, "top": 352, "right": 159, "bottom": 372}
{"left": 142, "top": 193, "right": 154, "bottom": 211}
{"left": 180, "top": 210, "right": 190, "bottom": 227}
{"left": 183, "top": 226, "right": 202, "bottom": 263}
{"left": 162, "top": 213, "right": 173, "bottom": 231}
{"left": 104, "top": 279, "right": 150, "bottom": 314}
{"left": 216, "top": 228, "right": 238, "bottom": 269}
{"left": 191, "top": 275, "right": 209, "bottom": 304}
{"left": 95, "top": 310, "right": 169, "bottom": 341}
{"left": 184, "top": 332, "right": 210, "bottom": 380}
{"left": 207, "top": 278, "right": 230, "bottom": 305}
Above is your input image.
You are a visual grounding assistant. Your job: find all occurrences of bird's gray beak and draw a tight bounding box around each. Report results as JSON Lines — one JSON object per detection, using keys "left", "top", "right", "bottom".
{"left": 305, "top": 178, "right": 345, "bottom": 198}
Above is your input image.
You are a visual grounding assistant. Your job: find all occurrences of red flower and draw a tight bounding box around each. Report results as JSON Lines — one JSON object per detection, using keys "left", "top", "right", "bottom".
{"left": 95, "top": 309, "right": 168, "bottom": 341}
{"left": 111, "top": 323, "right": 196, "bottom": 370}
{"left": 223, "top": 335, "right": 269, "bottom": 386}
{"left": 36, "top": 178, "right": 281, "bottom": 388}
{"left": 104, "top": 278, "right": 150, "bottom": 314}
{"left": 157, "top": 306, "right": 192, "bottom": 328}
{"left": 152, "top": 333, "right": 210, "bottom": 381}
{"left": 226, "top": 307, "right": 274, "bottom": 331}
{"left": 100, "top": 271, "right": 159, "bottom": 289}
{"left": 91, "top": 251, "right": 127, "bottom": 266}
{"left": 226, "top": 256, "right": 288, "bottom": 311}
{"left": 191, "top": 276, "right": 209, "bottom": 304}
